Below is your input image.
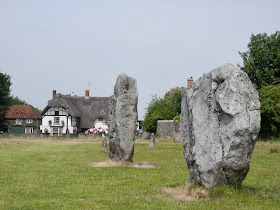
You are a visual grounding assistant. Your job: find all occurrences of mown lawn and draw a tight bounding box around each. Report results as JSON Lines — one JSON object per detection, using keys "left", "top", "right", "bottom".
{"left": 0, "top": 137, "right": 279, "bottom": 209}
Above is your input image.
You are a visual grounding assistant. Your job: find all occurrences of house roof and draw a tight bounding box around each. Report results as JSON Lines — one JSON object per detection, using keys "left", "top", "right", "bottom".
{"left": 5, "top": 105, "right": 41, "bottom": 119}
{"left": 42, "top": 94, "right": 110, "bottom": 129}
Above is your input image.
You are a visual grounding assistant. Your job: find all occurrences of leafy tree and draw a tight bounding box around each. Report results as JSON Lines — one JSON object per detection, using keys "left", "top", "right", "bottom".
{"left": 238, "top": 31, "right": 280, "bottom": 89}
{"left": 0, "top": 71, "right": 27, "bottom": 120}
{"left": 143, "top": 87, "right": 184, "bottom": 133}
{"left": 0, "top": 71, "right": 12, "bottom": 120}
{"left": 10, "top": 96, "right": 27, "bottom": 105}
{"left": 258, "top": 85, "right": 280, "bottom": 136}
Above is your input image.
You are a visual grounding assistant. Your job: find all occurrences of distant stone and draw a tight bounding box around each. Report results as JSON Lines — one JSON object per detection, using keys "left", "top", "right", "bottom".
{"left": 149, "top": 133, "right": 156, "bottom": 147}
{"left": 101, "top": 134, "right": 108, "bottom": 153}
{"left": 108, "top": 74, "right": 138, "bottom": 162}
{"left": 142, "top": 131, "right": 151, "bottom": 139}
{"left": 180, "top": 63, "right": 261, "bottom": 188}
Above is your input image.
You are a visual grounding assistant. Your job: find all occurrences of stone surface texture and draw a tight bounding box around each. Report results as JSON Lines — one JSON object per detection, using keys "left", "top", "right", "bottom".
{"left": 149, "top": 133, "right": 156, "bottom": 147}
{"left": 156, "top": 120, "right": 180, "bottom": 139}
{"left": 142, "top": 131, "right": 151, "bottom": 139}
{"left": 180, "top": 64, "right": 261, "bottom": 188}
{"left": 101, "top": 134, "right": 108, "bottom": 153}
{"left": 108, "top": 74, "right": 138, "bottom": 162}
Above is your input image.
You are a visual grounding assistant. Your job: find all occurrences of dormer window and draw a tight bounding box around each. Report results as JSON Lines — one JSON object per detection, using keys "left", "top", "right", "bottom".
{"left": 26, "top": 119, "right": 33, "bottom": 124}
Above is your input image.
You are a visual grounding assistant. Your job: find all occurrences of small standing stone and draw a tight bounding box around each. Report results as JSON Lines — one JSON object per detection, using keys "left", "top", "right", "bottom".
{"left": 149, "top": 133, "right": 155, "bottom": 147}
{"left": 101, "top": 134, "right": 108, "bottom": 153}
{"left": 142, "top": 131, "right": 151, "bottom": 139}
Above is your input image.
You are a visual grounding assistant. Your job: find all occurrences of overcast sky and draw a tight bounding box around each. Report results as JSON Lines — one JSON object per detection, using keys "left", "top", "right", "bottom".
{"left": 0, "top": 0, "right": 279, "bottom": 120}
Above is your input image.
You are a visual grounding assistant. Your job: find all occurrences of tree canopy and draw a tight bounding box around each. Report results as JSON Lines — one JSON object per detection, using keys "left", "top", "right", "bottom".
{"left": 0, "top": 71, "right": 12, "bottom": 119}
{"left": 238, "top": 31, "right": 280, "bottom": 89}
{"left": 0, "top": 71, "right": 27, "bottom": 120}
{"left": 258, "top": 85, "right": 280, "bottom": 136}
{"left": 10, "top": 96, "right": 27, "bottom": 105}
{"left": 143, "top": 87, "right": 184, "bottom": 133}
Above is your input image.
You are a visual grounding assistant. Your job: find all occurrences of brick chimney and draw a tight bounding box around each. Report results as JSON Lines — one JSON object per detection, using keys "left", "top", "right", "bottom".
{"left": 187, "top": 77, "right": 194, "bottom": 89}
{"left": 85, "top": 90, "right": 89, "bottom": 99}
{"left": 53, "top": 90, "right": 57, "bottom": 98}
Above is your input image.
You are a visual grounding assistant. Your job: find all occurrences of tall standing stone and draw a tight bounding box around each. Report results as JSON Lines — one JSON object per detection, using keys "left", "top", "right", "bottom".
{"left": 180, "top": 64, "right": 261, "bottom": 188}
{"left": 108, "top": 74, "right": 138, "bottom": 162}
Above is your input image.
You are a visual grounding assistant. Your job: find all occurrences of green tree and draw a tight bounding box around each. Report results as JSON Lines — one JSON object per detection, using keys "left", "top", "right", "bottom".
{"left": 238, "top": 31, "right": 280, "bottom": 89}
{"left": 143, "top": 87, "right": 184, "bottom": 133}
{"left": 258, "top": 85, "right": 280, "bottom": 136}
{"left": 10, "top": 96, "right": 27, "bottom": 105}
{"left": 0, "top": 71, "right": 12, "bottom": 119}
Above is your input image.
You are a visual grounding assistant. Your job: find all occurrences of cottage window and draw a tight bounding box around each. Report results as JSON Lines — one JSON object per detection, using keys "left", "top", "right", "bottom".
{"left": 15, "top": 119, "right": 22, "bottom": 125}
{"left": 25, "top": 127, "right": 33, "bottom": 134}
{"left": 52, "top": 127, "right": 59, "bottom": 136}
{"left": 26, "top": 119, "right": 33, "bottom": 124}
{"left": 46, "top": 107, "right": 66, "bottom": 116}
{"left": 100, "top": 110, "right": 106, "bottom": 116}
{"left": 54, "top": 117, "right": 60, "bottom": 125}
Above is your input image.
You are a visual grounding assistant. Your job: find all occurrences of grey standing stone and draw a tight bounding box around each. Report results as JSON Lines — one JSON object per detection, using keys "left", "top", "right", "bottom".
{"left": 142, "top": 131, "right": 151, "bottom": 139}
{"left": 108, "top": 74, "right": 138, "bottom": 162}
{"left": 180, "top": 63, "right": 261, "bottom": 188}
{"left": 149, "top": 133, "right": 156, "bottom": 147}
{"left": 101, "top": 134, "right": 108, "bottom": 153}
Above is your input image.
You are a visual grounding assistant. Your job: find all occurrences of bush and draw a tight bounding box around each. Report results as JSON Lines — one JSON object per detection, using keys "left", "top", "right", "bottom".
{"left": 258, "top": 85, "right": 280, "bottom": 137}
{"left": 143, "top": 87, "right": 184, "bottom": 133}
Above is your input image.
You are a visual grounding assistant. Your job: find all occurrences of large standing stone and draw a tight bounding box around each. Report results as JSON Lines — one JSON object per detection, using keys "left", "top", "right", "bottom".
{"left": 180, "top": 64, "right": 261, "bottom": 188}
{"left": 108, "top": 74, "right": 138, "bottom": 162}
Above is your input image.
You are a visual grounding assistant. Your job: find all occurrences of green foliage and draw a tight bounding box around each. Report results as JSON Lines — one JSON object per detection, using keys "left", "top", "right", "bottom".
{"left": 238, "top": 31, "right": 280, "bottom": 89}
{"left": 143, "top": 87, "right": 185, "bottom": 133}
{"left": 270, "top": 148, "right": 279, "bottom": 153}
{"left": 0, "top": 71, "right": 11, "bottom": 120}
{"left": 173, "top": 115, "right": 180, "bottom": 121}
{"left": 10, "top": 96, "right": 27, "bottom": 105}
{"left": 0, "top": 71, "right": 27, "bottom": 120}
{"left": 258, "top": 85, "right": 280, "bottom": 135}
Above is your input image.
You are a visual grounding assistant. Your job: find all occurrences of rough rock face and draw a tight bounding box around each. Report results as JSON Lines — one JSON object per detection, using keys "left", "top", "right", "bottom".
{"left": 149, "top": 133, "right": 155, "bottom": 147}
{"left": 108, "top": 74, "right": 138, "bottom": 162}
{"left": 180, "top": 64, "right": 261, "bottom": 188}
{"left": 101, "top": 134, "right": 108, "bottom": 153}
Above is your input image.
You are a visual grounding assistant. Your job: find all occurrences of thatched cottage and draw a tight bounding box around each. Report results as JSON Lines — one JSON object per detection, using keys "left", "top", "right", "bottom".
{"left": 40, "top": 90, "right": 109, "bottom": 136}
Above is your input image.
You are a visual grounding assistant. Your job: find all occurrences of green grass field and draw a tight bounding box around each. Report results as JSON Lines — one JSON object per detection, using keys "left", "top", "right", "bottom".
{"left": 0, "top": 136, "right": 280, "bottom": 209}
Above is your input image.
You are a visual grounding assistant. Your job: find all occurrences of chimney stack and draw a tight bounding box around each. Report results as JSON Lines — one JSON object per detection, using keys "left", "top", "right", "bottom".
{"left": 85, "top": 90, "right": 89, "bottom": 99}
{"left": 187, "top": 77, "right": 193, "bottom": 89}
{"left": 53, "top": 90, "right": 57, "bottom": 98}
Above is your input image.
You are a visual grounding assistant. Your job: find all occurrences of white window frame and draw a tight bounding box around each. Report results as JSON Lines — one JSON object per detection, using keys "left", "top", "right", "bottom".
{"left": 54, "top": 117, "right": 60, "bottom": 125}
{"left": 25, "top": 127, "right": 33, "bottom": 134}
{"left": 15, "top": 119, "right": 22, "bottom": 125}
{"left": 26, "top": 119, "right": 33, "bottom": 124}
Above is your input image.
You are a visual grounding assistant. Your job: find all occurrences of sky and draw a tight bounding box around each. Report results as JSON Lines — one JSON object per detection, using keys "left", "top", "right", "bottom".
{"left": 0, "top": 0, "right": 279, "bottom": 120}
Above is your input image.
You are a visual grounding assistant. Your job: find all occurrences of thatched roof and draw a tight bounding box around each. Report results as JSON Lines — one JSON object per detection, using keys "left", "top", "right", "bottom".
{"left": 42, "top": 94, "right": 110, "bottom": 129}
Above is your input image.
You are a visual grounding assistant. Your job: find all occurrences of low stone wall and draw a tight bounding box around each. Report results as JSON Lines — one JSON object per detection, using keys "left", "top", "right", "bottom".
{"left": 156, "top": 120, "right": 180, "bottom": 140}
